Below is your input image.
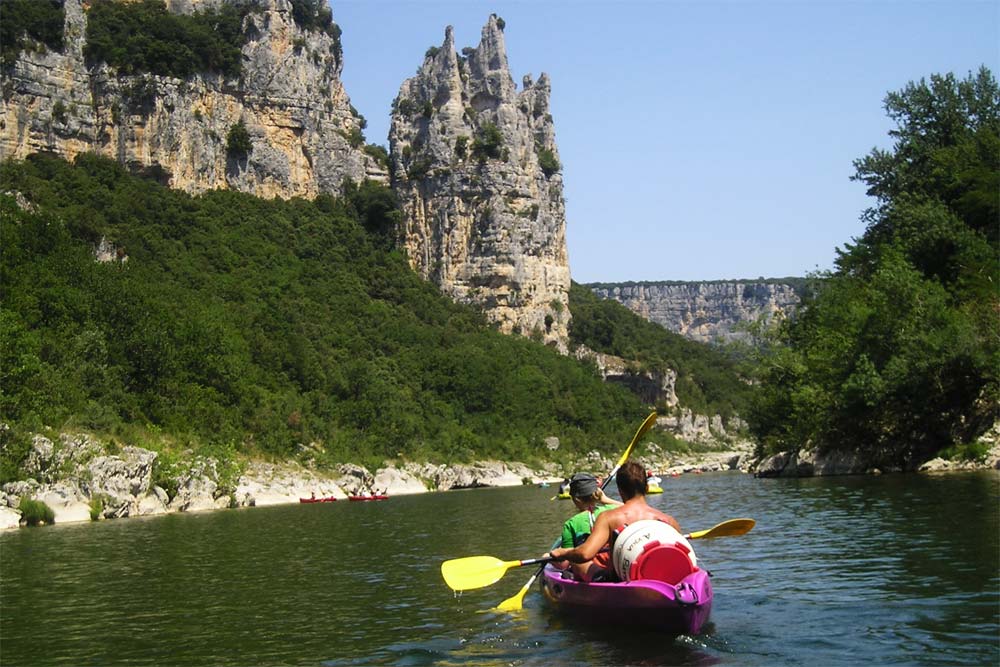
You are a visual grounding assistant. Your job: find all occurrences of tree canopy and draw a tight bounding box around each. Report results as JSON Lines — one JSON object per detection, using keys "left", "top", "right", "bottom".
{"left": 748, "top": 67, "right": 999, "bottom": 468}
{"left": 1, "top": 154, "right": 651, "bottom": 480}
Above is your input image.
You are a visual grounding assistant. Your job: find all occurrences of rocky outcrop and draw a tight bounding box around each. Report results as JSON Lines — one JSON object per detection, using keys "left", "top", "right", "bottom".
{"left": 575, "top": 346, "right": 678, "bottom": 406}
{"left": 754, "top": 420, "right": 1000, "bottom": 478}
{"left": 753, "top": 446, "right": 897, "bottom": 478}
{"left": 656, "top": 410, "right": 747, "bottom": 446}
{"left": 588, "top": 281, "right": 802, "bottom": 344}
{"left": 1, "top": 0, "right": 383, "bottom": 198}
{"left": 389, "top": 16, "right": 571, "bottom": 351}
{"left": 401, "top": 460, "right": 546, "bottom": 491}
{"left": 0, "top": 431, "right": 560, "bottom": 528}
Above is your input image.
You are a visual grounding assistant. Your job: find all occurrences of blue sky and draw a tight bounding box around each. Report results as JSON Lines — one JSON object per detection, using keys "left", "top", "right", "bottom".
{"left": 331, "top": 0, "right": 998, "bottom": 283}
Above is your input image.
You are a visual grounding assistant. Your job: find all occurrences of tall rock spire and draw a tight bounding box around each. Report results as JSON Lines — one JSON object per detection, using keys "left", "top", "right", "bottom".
{"left": 389, "top": 15, "right": 571, "bottom": 351}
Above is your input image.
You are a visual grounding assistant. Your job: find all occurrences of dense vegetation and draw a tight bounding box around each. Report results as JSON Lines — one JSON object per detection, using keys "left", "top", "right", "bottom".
{"left": 84, "top": 0, "right": 252, "bottom": 78}
{"left": 1, "top": 154, "right": 648, "bottom": 480}
{"left": 0, "top": 0, "right": 64, "bottom": 68}
{"left": 748, "top": 68, "right": 999, "bottom": 468}
{"left": 569, "top": 284, "right": 753, "bottom": 421}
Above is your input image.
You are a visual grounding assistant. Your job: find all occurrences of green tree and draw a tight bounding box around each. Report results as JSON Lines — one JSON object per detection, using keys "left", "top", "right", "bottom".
{"left": 749, "top": 68, "right": 999, "bottom": 468}
{"left": 472, "top": 123, "right": 504, "bottom": 161}
{"left": 1, "top": 153, "right": 653, "bottom": 471}
{"left": 226, "top": 121, "right": 252, "bottom": 157}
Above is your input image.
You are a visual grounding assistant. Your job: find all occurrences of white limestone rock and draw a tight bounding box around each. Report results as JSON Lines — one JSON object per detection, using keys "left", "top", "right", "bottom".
{"left": 38, "top": 482, "right": 91, "bottom": 524}
{"left": 0, "top": 507, "right": 22, "bottom": 530}
{"left": 372, "top": 467, "right": 428, "bottom": 496}
{"left": 589, "top": 281, "right": 801, "bottom": 344}
{"left": 0, "top": 0, "right": 384, "bottom": 199}
{"left": 389, "top": 16, "right": 570, "bottom": 351}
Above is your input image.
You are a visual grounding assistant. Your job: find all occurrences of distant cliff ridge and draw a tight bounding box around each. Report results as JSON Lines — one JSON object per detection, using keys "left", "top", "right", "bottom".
{"left": 588, "top": 280, "right": 804, "bottom": 343}
{"left": 389, "top": 16, "right": 571, "bottom": 351}
{"left": 0, "top": 0, "right": 384, "bottom": 198}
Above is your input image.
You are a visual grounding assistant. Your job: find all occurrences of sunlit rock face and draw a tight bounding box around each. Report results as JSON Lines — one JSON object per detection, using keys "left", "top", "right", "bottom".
{"left": 389, "top": 16, "right": 571, "bottom": 352}
{"left": 1, "top": 0, "right": 384, "bottom": 198}
{"left": 588, "top": 281, "right": 802, "bottom": 344}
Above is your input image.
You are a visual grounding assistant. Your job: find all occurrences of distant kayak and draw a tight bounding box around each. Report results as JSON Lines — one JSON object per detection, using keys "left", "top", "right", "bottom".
{"left": 300, "top": 496, "right": 337, "bottom": 503}
{"left": 348, "top": 495, "right": 388, "bottom": 502}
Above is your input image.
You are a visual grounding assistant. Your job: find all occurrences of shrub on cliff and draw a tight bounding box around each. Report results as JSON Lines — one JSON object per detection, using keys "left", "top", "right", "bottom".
{"left": 568, "top": 282, "right": 752, "bottom": 421}
{"left": 472, "top": 123, "right": 504, "bottom": 162}
{"left": 537, "top": 148, "right": 560, "bottom": 177}
{"left": 226, "top": 121, "right": 253, "bottom": 157}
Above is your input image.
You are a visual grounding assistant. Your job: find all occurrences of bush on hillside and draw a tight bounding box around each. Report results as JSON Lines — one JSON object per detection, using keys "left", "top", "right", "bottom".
{"left": 0, "top": 153, "right": 645, "bottom": 466}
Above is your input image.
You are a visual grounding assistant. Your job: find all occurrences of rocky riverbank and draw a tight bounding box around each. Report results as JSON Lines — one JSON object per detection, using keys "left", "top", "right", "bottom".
{"left": 5, "top": 424, "right": 997, "bottom": 530}
{"left": 753, "top": 421, "right": 1000, "bottom": 477}
{"left": 0, "top": 430, "right": 759, "bottom": 530}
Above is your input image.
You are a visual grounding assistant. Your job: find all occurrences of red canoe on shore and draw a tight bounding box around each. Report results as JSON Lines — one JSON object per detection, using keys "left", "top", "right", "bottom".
{"left": 299, "top": 496, "right": 338, "bottom": 503}
{"left": 348, "top": 495, "right": 388, "bottom": 502}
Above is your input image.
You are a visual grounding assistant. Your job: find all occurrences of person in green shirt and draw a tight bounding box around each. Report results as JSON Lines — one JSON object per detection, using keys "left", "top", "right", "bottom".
{"left": 559, "top": 472, "right": 622, "bottom": 550}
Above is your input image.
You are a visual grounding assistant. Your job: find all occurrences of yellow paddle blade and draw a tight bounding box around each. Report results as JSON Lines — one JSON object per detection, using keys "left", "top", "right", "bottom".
{"left": 495, "top": 579, "right": 532, "bottom": 612}
{"left": 687, "top": 518, "right": 755, "bottom": 540}
{"left": 615, "top": 411, "right": 658, "bottom": 469}
{"left": 441, "top": 556, "right": 518, "bottom": 591}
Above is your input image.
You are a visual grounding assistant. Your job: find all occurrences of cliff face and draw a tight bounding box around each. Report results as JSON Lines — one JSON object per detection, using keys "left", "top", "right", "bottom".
{"left": 0, "top": 0, "right": 384, "bottom": 198}
{"left": 388, "top": 17, "right": 571, "bottom": 351}
{"left": 589, "top": 281, "right": 801, "bottom": 344}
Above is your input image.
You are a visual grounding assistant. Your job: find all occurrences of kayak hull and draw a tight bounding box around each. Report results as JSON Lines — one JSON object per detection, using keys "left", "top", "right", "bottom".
{"left": 299, "top": 497, "right": 337, "bottom": 503}
{"left": 540, "top": 564, "right": 712, "bottom": 635}
{"left": 348, "top": 495, "right": 388, "bottom": 501}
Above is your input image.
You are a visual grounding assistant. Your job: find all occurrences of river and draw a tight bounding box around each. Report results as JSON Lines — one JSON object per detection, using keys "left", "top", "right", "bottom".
{"left": 2, "top": 471, "right": 997, "bottom": 666}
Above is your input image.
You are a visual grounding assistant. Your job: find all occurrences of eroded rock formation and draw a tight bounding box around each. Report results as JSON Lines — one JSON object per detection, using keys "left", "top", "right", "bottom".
{"left": 389, "top": 16, "right": 571, "bottom": 350}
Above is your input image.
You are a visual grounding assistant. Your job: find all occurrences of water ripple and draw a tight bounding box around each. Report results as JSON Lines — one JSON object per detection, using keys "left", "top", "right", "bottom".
{"left": 1, "top": 473, "right": 997, "bottom": 666}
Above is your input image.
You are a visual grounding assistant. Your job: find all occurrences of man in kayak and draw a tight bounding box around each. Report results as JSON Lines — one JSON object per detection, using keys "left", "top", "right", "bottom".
{"left": 557, "top": 473, "right": 622, "bottom": 552}
{"left": 546, "top": 462, "right": 681, "bottom": 582}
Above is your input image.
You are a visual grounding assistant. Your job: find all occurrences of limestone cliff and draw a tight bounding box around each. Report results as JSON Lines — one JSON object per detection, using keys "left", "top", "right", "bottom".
{"left": 588, "top": 280, "right": 802, "bottom": 344}
{"left": 388, "top": 16, "right": 571, "bottom": 351}
{"left": 1, "top": 0, "right": 384, "bottom": 198}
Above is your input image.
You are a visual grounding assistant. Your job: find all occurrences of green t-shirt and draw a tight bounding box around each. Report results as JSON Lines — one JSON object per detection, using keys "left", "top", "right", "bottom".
{"left": 561, "top": 504, "right": 615, "bottom": 548}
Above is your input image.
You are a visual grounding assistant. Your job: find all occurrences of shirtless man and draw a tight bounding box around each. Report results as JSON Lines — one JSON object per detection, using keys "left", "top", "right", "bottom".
{"left": 545, "top": 461, "right": 681, "bottom": 582}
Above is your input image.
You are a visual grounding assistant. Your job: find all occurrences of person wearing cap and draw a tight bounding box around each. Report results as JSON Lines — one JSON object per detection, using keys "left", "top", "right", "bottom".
{"left": 550, "top": 473, "right": 623, "bottom": 572}
{"left": 546, "top": 462, "right": 681, "bottom": 582}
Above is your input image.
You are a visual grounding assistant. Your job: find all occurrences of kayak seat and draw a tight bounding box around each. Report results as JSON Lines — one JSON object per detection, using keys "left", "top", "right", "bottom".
{"left": 628, "top": 540, "right": 695, "bottom": 584}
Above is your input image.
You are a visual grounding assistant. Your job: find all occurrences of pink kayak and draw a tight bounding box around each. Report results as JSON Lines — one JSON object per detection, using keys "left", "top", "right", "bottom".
{"left": 348, "top": 495, "right": 388, "bottom": 502}
{"left": 539, "top": 564, "right": 713, "bottom": 635}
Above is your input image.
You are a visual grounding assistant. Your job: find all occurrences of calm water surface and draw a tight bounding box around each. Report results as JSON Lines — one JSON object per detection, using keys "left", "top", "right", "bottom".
{"left": 2, "top": 471, "right": 997, "bottom": 666}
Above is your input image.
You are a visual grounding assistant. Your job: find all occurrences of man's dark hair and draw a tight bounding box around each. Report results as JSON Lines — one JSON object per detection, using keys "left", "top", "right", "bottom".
{"left": 616, "top": 461, "right": 648, "bottom": 498}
